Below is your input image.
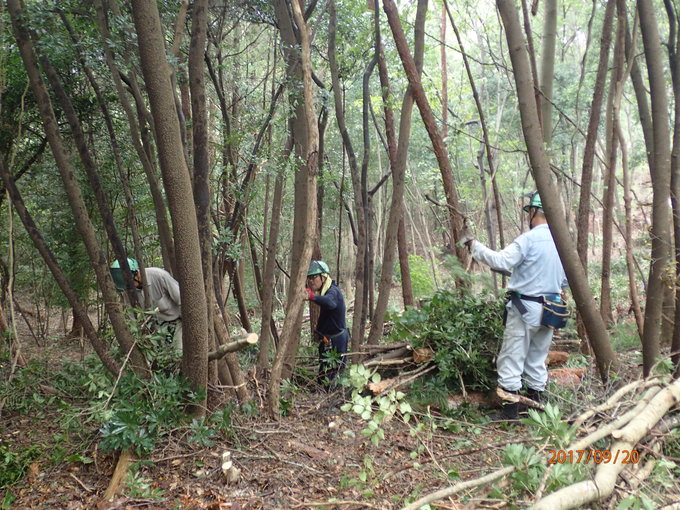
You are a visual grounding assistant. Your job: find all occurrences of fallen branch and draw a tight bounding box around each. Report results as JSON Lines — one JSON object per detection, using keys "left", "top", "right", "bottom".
{"left": 534, "top": 377, "right": 680, "bottom": 510}
{"left": 399, "top": 465, "right": 515, "bottom": 510}
{"left": 573, "top": 378, "right": 660, "bottom": 427}
{"left": 369, "top": 364, "right": 436, "bottom": 396}
{"left": 208, "top": 332, "right": 258, "bottom": 361}
{"left": 359, "top": 342, "right": 410, "bottom": 353}
{"left": 569, "top": 386, "right": 662, "bottom": 451}
{"left": 497, "top": 387, "right": 544, "bottom": 411}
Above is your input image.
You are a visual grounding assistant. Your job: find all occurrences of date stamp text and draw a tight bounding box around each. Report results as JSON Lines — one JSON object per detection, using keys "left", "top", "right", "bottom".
{"left": 548, "top": 449, "right": 640, "bottom": 464}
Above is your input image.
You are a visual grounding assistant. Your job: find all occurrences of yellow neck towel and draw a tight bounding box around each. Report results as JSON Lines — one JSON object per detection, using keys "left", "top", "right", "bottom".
{"left": 319, "top": 274, "right": 332, "bottom": 296}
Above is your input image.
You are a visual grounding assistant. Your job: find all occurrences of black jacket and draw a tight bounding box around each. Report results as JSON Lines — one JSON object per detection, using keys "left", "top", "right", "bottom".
{"left": 311, "top": 281, "right": 346, "bottom": 338}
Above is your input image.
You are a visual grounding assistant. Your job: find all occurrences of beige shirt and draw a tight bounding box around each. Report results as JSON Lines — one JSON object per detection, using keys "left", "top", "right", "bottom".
{"left": 138, "top": 267, "right": 181, "bottom": 322}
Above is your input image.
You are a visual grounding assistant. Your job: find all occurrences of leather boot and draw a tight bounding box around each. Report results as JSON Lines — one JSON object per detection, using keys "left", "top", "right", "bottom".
{"left": 491, "top": 388, "right": 520, "bottom": 421}
{"left": 526, "top": 388, "right": 543, "bottom": 405}
{"left": 519, "top": 388, "right": 543, "bottom": 414}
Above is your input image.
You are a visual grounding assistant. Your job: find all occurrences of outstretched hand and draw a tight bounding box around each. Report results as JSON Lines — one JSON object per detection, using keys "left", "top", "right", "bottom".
{"left": 305, "top": 287, "right": 315, "bottom": 300}
{"left": 457, "top": 224, "right": 475, "bottom": 250}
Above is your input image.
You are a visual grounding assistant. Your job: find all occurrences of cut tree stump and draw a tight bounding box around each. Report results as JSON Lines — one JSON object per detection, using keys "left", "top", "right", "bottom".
{"left": 102, "top": 449, "right": 134, "bottom": 501}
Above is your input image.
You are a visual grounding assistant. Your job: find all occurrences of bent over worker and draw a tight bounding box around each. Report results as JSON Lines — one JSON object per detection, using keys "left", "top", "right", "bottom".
{"left": 462, "top": 191, "right": 568, "bottom": 420}
{"left": 305, "top": 260, "right": 349, "bottom": 388}
{"left": 110, "top": 258, "right": 183, "bottom": 354}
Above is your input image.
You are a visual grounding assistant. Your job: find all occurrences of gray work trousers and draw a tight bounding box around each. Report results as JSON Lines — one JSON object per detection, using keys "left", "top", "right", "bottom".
{"left": 497, "top": 301, "right": 553, "bottom": 392}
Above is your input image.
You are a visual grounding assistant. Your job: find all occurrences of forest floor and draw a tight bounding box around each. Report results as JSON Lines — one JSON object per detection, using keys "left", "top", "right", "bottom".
{"left": 1, "top": 314, "right": 679, "bottom": 509}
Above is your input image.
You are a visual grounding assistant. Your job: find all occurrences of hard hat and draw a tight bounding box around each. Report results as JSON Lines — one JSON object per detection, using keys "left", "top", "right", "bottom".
{"left": 110, "top": 258, "right": 139, "bottom": 291}
{"left": 522, "top": 191, "right": 543, "bottom": 212}
{"left": 307, "top": 260, "right": 330, "bottom": 277}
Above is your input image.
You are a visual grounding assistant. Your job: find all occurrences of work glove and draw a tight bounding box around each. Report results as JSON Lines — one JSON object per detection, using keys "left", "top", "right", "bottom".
{"left": 305, "top": 287, "right": 315, "bottom": 300}
{"left": 457, "top": 223, "right": 475, "bottom": 251}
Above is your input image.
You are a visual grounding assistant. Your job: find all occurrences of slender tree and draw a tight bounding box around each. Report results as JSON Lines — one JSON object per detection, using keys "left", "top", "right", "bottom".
{"left": 637, "top": 0, "right": 673, "bottom": 376}
{"left": 267, "top": 0, "right": 319, "bottom": 416}
{"left": 496, "top": 0, "right": 619, "bottom": 380}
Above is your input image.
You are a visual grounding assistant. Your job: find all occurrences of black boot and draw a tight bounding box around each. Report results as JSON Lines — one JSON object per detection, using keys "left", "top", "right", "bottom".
{"left": 519, "top": 388, "right": 543, "bottom": 414}
{"left": 526, "top": 388, "right": 543, "bottom": 405}
{"left": 490, "top": 388, "right": 520, "bottom": 422}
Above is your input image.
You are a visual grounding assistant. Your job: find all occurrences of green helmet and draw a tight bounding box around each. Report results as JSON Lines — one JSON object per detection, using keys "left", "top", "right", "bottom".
{"left": 522, "top": 191, "right": 543, "bottom": 212}
{"left": 110, "top": 258, "right": 139, "bottom": 291}
{"left": 307, "top": 260, "right": 330, "bottom": 277}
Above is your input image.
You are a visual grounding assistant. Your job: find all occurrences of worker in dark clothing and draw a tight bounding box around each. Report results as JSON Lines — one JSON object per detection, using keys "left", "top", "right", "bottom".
{"left": 305, "top": 260, "right": 349, "bottom": 387}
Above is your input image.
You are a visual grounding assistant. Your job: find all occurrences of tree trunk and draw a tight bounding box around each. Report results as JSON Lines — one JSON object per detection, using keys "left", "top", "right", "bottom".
{"left": 59, "top": 12, "right": 146, "bottom": 306}
{"left": 267, "top": 0, "right": 318, "bottom": 416}
{"left": 328, "top": 0, "right": 370, "bottom": 351}
{"left": 383, "top": 0, "right": 467, "bottom": 266}
{"left": 39, "top": 54, "right": 139, "bottom": 307}
{"left": 93, "top": 0, "right": 176, "bottom": 275}
{"left": 667, "top": 0, "right": 680, "bottom": 374}
{"left": 8, "top": 0, "right": 146, "bottom": 373}
{"left": 539, "top": 0, "right": 557, "bottom": 146}
{"left": 576, "top": 0, "right": 616, "bottom": 268}
{"left": 0, "top": 160, "right": 120, "bottom": 376}
{"left": 600, "top": 1, "right": 626, "bottom": 326}
{"left": 131, "top": 0, "right": 210, "bottom": 410}
{"left": 367, "top": 0, "right": 426, "bottom": 345}
{"left": 398, "top": 219, "right": 414, "bottom": 307}
{"left": 637, "top": 0, "right": 673, "bottom": 376}
{"left": 496, "top": 0, "right": 619, "bottom": 380}
{"left": 257, "top": 166, "right": 286, "bottom": 373}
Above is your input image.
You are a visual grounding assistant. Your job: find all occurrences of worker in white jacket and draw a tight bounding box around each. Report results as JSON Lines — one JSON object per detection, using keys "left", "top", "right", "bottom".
{"left": 462, "top": 191, "right": 568, "bottom": 420}
{"left": 110, "top": 259, "right": 183, "bottom": 354}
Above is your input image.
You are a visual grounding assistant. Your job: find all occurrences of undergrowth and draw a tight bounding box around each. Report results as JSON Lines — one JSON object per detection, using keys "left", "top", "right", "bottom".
{"left": 386, "top": 288, "right": 504, "bottom": 409}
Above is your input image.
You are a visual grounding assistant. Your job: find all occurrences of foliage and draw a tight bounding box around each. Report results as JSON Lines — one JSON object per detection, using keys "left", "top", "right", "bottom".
{"left": 340, "top": 364, "right": 412, "bottom": 446}
{"left": 522, "top": 403, "right": 576, "bottom": 448}
{"left": 0, "top": 441, "right": 41, "bottom": 491}
{"left": 396, "top": 254, "right": 436, "bottom": 301}
{"left": 387, "top": 289, "right": 504, "bottom": 396}
{"left": 99, "top": 372, "right": 202, "bottom": 456}
{"left": 124, "top": 468, "right": 165, "bottom": 500}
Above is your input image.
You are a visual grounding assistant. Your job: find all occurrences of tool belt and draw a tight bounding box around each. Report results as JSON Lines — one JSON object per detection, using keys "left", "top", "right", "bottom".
{"left": 316, "top": 328, "right": 347, "bottom": 344}
{"left": 506, "top": 292, "right": 569, "bottom": 330}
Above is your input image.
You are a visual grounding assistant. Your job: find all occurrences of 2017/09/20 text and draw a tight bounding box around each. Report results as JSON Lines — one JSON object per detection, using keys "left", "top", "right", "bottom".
{"left": 548, "top": 449, "right": 640, "bottom": 464}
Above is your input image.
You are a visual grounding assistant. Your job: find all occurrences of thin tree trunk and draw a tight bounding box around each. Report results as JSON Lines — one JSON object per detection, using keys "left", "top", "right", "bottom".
{"left": 577, "top": 0, "right": 616, "bottom": 269}
{"left": 8, "top": 0, "right": 146, "bottom": 373}
{"left": 600, "top": 1, "right": 625, "bottom": 326}
{"left": 39, "top": 53, "right": 139, "bottom": 308}
{"left": 257, "top": 166, "right": 286, "bottom": 373}
{"left": 398, "top": 218, "right": 414, "bottom": 307}
{"left": 637, "top": 0, "right": 673, "bottom": 376}
{"left": 444, "top": 0, "right": 505, "bottom": 251}
{"left": 368, "top": 0, "right": 426, "bottom": 344}
{"left": 621, "top": 128, "right": 644, "bottom": 338}
{"left": 496, "top": 0, "right": 619, "bottom": 380}
{"left": 267, "top": 0, "right": 318, "bottom": 416}
{"left": 0, "top": 160, "right": 120, "bottom": 376}
{"left": 666, "top": 0, "right": 680, "bottom": 374}
{"left": 383, "top": 0, "right": 467, "bottom": 266}
{"left": 59, "top": 12, "right": 146, "bottom": 304}
{"left": 539, "top": 0, "right": 557, "bottom": 146}
{"left": 328, "top": 0, "right": 370, "bottom": 350}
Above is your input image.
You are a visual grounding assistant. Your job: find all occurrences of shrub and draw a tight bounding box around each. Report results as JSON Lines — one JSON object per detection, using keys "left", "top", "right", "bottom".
{"left": 388, "top": 289, "right": 504, "bottom": 395}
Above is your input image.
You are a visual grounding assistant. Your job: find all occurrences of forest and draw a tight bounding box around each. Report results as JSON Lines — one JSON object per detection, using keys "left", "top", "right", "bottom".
{"left": 1, "top": 0, "right": 680, "bottom": 508}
